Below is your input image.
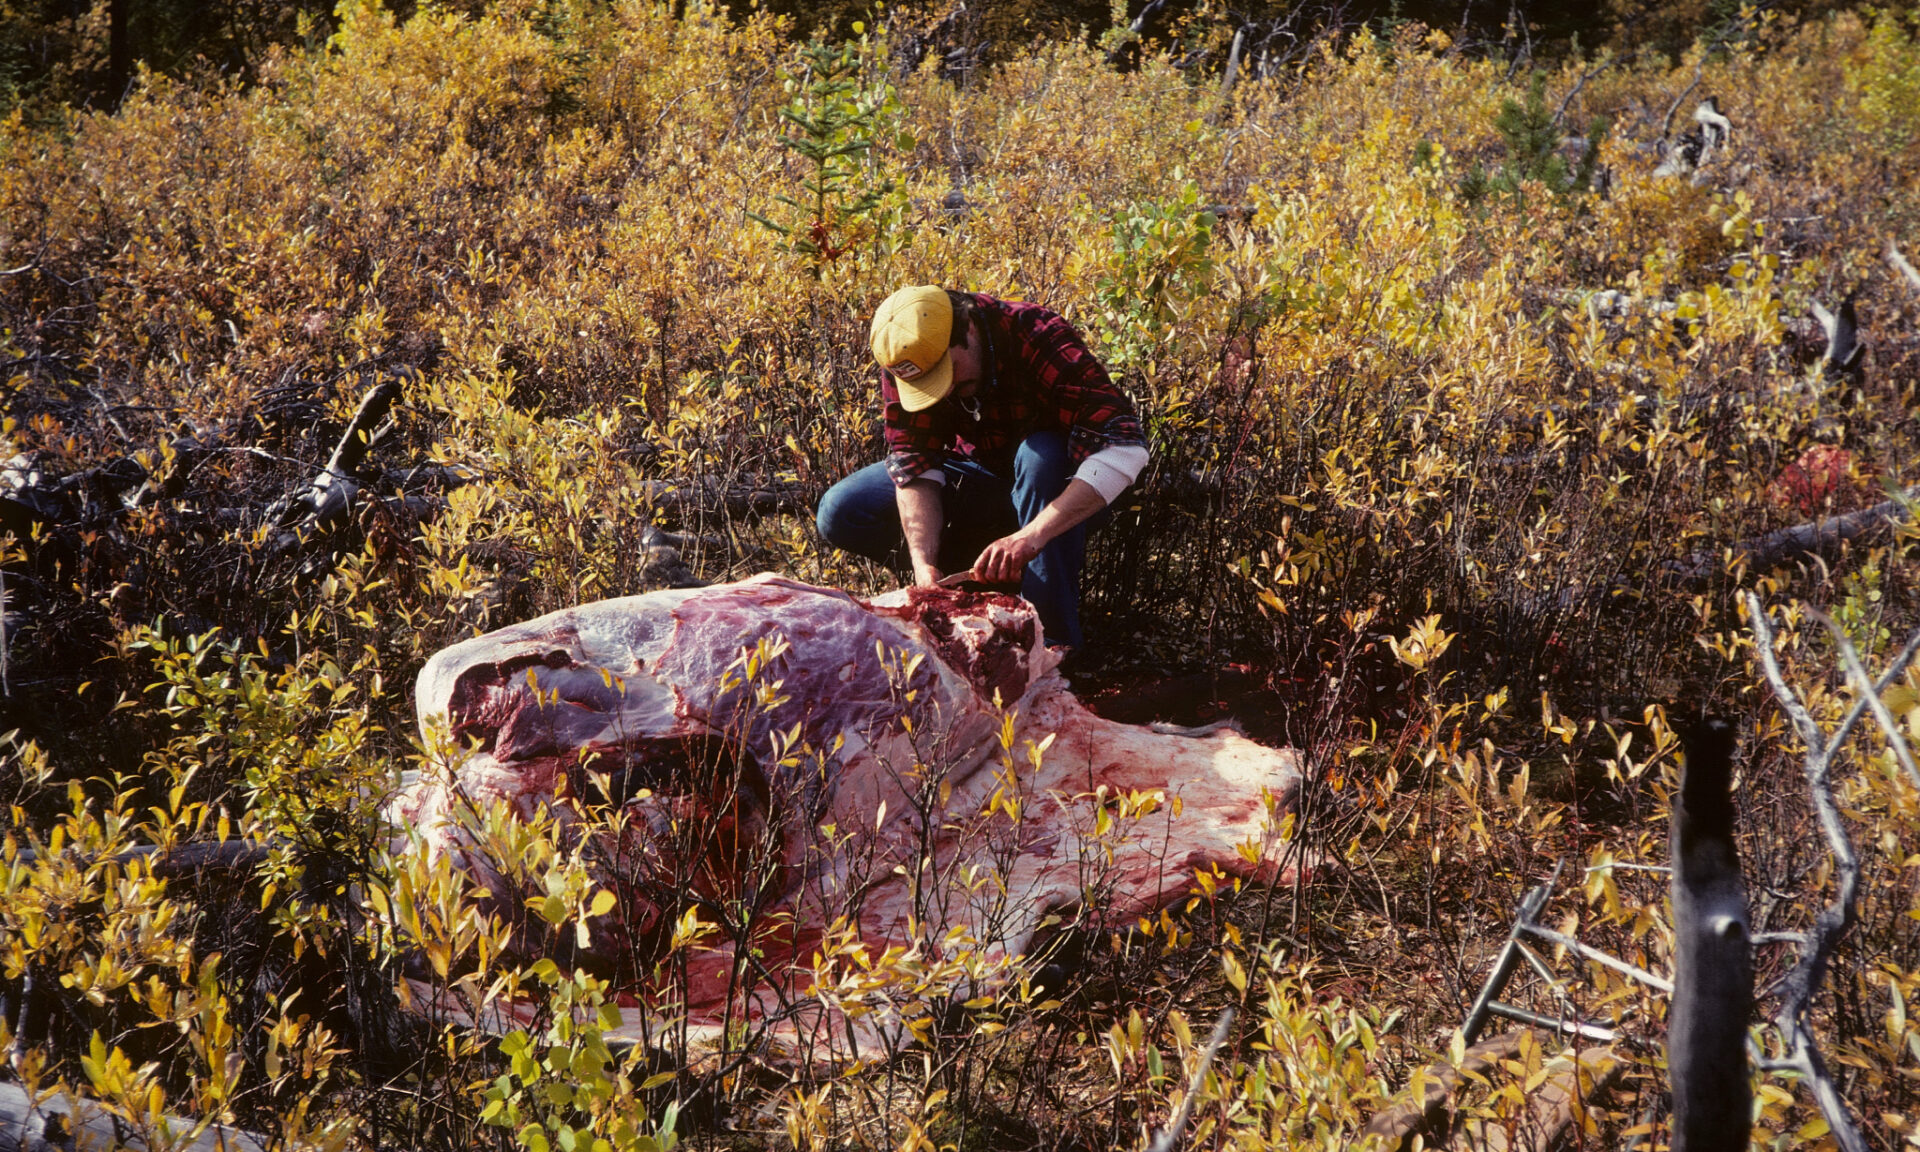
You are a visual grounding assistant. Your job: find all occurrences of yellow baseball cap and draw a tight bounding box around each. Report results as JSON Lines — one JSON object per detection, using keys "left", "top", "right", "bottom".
{"left": 870, "top": 285, "right": 954, "bottom": 412}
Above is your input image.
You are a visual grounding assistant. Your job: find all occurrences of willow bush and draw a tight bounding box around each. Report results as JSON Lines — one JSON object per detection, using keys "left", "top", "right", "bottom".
{"left": 3, "top": 1, "right": 1920, "bottom": 1147}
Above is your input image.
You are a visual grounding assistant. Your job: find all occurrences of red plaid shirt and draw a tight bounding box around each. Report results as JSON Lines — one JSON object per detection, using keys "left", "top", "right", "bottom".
{"left": 881, "top": 294, "right": 1145, "bottom": 487}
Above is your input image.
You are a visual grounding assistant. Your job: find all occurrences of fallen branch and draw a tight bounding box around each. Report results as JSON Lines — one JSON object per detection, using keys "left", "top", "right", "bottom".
{"left": 1461, "top": 867, "right": 1562, "bottom": 1046}
{"left": 0, "top": 1080, "right": 265, "bottom": 1152}
{"left": 1664, "top": 486, "right": 1919, "bottom": 588}
{"left": 639, "top": 477, "right": 811, "bottom": 519}
{"left": 273, "top": 373, "right": 406, "bottom": 534}
{"left": 1519, "top": 924, "right": 1674, "bottom": 995}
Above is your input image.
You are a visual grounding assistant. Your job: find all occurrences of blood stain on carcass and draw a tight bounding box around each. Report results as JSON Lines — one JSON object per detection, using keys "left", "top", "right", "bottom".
{"left": 872, "top": 585, "right": 1036, "bottom": 704}
{"left": 396, "top": 575, "right": 1304, "bottom": 1060}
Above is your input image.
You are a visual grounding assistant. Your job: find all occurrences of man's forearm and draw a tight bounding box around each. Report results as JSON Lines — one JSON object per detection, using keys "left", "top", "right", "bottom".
{"left": 896, "top": 479, "right": 945, "bottom": 582}
{"left": 971, "top": 478, "right": 1110, "bottom": 584}
{"left": 1025, "top": 479, "right": 1108, "bottom": 548}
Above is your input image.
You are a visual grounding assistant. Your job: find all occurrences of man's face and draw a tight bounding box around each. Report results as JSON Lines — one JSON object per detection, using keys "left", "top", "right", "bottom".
{"left": 948, "top": 326, "right": 983, "bottom": 398}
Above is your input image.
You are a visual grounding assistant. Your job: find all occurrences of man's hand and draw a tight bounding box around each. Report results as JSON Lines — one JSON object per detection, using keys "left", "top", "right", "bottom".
{"left": 974, "top": 529, "right": 1042, "bottom": 584}
{"left": 912, "top": 562, "right": 944, "bottom": 588}
{"left": 969, "top": 479, "right": 1108, "bottom": 585}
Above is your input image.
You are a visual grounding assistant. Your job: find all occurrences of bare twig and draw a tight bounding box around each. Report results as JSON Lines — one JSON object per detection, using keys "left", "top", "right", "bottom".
{"left": 1146, "top": 1006, "right": 1234, "bottom": 1152}
{"left": 1658, "top": 75, "right": 1702, "bottom": 140}
{"left": 0, "top": 564, "right": 9, "bottom": 698}
{"left": 1658, "top": 8, "right": 1756, "bottom": 139}
{"left": 1808, "top": 607, "right": 1920, "bottom": 791}
{"left": 1743, "top": 592, "right": 1878, "bottom": 1152}
{"left": 1518, "top": 924, "right": 1675, "bottom": 994}
{"left": 1552, "top": 51, "right": 1615, "bottom": 128}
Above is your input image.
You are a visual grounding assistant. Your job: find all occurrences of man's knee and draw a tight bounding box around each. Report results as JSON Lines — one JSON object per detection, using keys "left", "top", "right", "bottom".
{"left": 816, "top": 480, "right": 867, "bottom": 551}
{"left": 817, "top": 465, "right": 902, "bottom": 559}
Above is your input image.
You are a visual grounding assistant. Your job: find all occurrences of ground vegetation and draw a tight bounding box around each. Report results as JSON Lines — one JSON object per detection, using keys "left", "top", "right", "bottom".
{"left": 4, "top": 0, "right": 1920, "bottom": 1148}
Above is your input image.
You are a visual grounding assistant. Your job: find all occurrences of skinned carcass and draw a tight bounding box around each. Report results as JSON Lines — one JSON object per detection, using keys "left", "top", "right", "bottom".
{"left": 392, "top": 575, "right": 1303, "bottom": 1061}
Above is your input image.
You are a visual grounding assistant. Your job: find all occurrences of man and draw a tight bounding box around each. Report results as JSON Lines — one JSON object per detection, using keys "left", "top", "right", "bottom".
{"left": 816, "top": 285, "right": 1149, "bottom": 653}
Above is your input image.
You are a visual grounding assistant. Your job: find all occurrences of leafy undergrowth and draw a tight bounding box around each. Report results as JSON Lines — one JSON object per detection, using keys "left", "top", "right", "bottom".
{"left": 3, "top": 1, "right": 1920, "bottom": 1148}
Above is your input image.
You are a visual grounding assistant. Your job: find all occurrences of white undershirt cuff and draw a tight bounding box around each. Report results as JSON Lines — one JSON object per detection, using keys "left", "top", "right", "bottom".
{"left": 1073, "top": 444, "right": 1150, "bottom": 505}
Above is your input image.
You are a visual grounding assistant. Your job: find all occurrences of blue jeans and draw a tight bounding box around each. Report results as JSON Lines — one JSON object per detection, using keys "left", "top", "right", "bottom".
{"left": 816, "top": 431, "right": 1091, "bottom": 650}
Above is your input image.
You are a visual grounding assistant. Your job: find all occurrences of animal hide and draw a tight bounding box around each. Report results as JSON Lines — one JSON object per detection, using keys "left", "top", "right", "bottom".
{"left": 391, "top": 575, "right": 1303, "bottom": 1061}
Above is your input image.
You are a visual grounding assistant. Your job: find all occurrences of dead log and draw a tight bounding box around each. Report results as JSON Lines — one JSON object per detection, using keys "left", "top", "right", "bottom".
{"left": 271, "top": 373, "right": 405, "bottom": 537}
{"left": 1810, "top": 294, "right": 1862, "bottom": 379}
{"left": 1218, "top": 27, "right": 1245, "bottom": 102}
{"left": 1669, "top": 718, "right": 1751, "bottom": 1152}
{"left": 0, "top": 1081, "right": 265, "bottom": 1151}
{"left": 638, "top": 477, "right": 811, "bottom": 519}
{"left": 1451, "top": 1047, "right": 1624, "bottom": 1152}
{"left": 1365, "top": 1032, "right": 1625, "bottom": 1152}
{"left": 1663, "top": 486, "right": 1918, "bottom": 588}
{"left": 1363, "top": 1031, "right": 1528, "bottom": 1150}
{"left": 6, "top": 841, "right": 270, "bottom": 880}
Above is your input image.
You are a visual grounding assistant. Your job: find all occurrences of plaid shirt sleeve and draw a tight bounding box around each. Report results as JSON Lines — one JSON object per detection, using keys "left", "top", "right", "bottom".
{"left": 1001, "top": 302, "right": 1147, "bottom": 463}
{"left": 881, "top": 371, "right": 947, "bottom": 487}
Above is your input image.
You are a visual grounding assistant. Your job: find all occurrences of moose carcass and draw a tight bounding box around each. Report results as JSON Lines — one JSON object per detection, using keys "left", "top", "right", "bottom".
{"left": 392, "top": 575, "right": 1303, "bottom": 1057}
